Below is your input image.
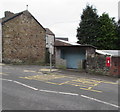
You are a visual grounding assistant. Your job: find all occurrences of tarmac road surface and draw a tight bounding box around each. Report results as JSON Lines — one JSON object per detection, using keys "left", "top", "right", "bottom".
{"left": 1, "top": 64, "right": 119, "bottom": 110}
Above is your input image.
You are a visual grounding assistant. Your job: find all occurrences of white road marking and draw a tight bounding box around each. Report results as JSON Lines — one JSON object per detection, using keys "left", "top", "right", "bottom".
{"left": 39, "top": 89, "right": 79, "bottom": 96}
{"left": 0, "top": 78, "right": 12, "bottom": 82}
{"left": 13, "top": 81, "right": 38, "bottom": 91}
{"left": 0, "top": 78, "right": 38, "bottom": 90}
{"left": 1, "top": 78, "right": 119, "bottom": 109}
{"left": 39, "top": 89, "right": 59, "bottom": 93}
{"left": 1, "top": 78, "right": 78, "bottom": 96}
{"left": 58, "top": 91, "right": 78, "bottom": 96}
{"left": 81, "top": 95, "right": 120, "bottom": 108}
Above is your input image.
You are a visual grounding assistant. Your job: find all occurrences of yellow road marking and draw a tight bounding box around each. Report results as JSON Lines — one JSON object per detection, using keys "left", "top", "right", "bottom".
{"left": 0, "top": 72, "right": 8, "bottom": 75}
{"left": 24, "top": 70, "right": 36, "bottom": 73}
{"left": 45, "top": 80, "right": 102, "bottom": 93}
{"left": 40, "top": 68, "right": 58, "bottom": 72}
{"left": 0, "top": 63, "right": 5, "bottom": 66}
{"left": 46, "top": 81, "right": 60, "bottom": 85}
{"left": 80, "top": 87, "right": 102, "bottom": 93}
{"left": 66, "top": 83, "right": 88, "bottom": 87}
{"left": 19, "top": 74, "right": 118, "bottom": 93}
{"left": 58, "top": 81, "right": 71, "bottom": 85}
{"left": 69, "top": 81, "right": 99, "bottom": 86}
{"left": 20, "top": 74, "right": 67, "bottom": 81}
{"left": 101, "top": 81, "right": 118, "bottom": 85}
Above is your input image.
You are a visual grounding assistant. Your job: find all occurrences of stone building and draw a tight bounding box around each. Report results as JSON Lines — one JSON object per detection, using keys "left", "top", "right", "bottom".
{"left": 2, "top": 10, "right": 46, "bottom": 64}
{"left": 55, "top": 39, "right": 96, "bottom": 69}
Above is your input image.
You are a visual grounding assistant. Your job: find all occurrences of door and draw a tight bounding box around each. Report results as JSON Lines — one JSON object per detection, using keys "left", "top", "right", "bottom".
{"left": 65, "top": 49, "right": 85, "bottom": 69}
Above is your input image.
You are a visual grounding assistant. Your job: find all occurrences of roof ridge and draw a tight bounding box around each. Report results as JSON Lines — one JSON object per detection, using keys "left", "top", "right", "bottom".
{"left": 2, "top": 10, "right": 25, "bottom": 24}
{"left": 56, "top": 39, "right": 80, "bottom": 45}
{"left": 2, "top": 10, "right": 46, "bottom": 31}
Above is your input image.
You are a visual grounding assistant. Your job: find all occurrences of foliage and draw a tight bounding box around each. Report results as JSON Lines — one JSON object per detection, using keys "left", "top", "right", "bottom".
{"left": 77, "top": 5, "right": 119, "bottom": 50}
{"left": 77, "top": 5, "right": 99, "bottom": 46}
{"left": 115, "top": 20, "right": 120, "bottom": 49}
{"left": 97, "top": 13, "right": 117, "bottom": 49}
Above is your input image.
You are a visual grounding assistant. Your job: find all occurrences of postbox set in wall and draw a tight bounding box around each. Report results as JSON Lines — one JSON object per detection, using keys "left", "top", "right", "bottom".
{"left": 106, "top": 57, "right": 111, "bottom": 67}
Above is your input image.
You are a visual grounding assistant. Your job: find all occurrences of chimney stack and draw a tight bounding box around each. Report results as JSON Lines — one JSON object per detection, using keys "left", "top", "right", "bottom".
{"left": 4, "top": 11, "right": 14, "bottom": 17}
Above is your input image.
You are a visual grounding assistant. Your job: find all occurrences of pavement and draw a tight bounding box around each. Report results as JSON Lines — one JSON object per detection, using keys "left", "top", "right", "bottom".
{"left": 0, "top": 64, "right": 120, "bottom": 110}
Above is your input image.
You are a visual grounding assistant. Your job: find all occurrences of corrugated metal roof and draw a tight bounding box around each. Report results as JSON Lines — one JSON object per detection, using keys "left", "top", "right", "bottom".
{"left": 96, "top": 50, "right": 120, "bottom": 56}
{"left": 56, "top": 39, "right": 80, "bottom": 45}
{"left": 55, "top": 37, "right": 69, "bottom": 41}
{"left": 55, "top": 39, "right": 96, "bottom": 48}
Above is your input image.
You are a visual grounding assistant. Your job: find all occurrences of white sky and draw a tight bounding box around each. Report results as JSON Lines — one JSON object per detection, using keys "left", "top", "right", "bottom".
{"left": 0, "top": 0, "right": 119, "bottom": 42}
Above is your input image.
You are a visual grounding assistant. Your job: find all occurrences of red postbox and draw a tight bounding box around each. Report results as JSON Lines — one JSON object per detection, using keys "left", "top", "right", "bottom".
{"left": 106, "top": 57, "right": 111, "bottom": 67}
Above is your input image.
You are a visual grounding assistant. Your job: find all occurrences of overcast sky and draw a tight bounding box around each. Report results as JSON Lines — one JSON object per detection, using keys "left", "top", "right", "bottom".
{"left": 0, "top": 0, "right": 119, "bottom": 42}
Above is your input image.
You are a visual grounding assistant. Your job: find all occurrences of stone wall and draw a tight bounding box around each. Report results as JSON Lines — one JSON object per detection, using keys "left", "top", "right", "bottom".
{"left": 55, "top": 48, "right": 66, "bottom": 69}
{"left": 110, "top": 57, "right": 120, "bottom": 77}
{"left": 87, "top": 54, "right": 120, "bottom": 77}
{"left": 86, "top": 47, "right": 96, "bottom": 58}
{"left": 2, "top": 11, "right": 46, "bottom": 64}
{"left": 87, "top": 55, "right": 111, "bottom": 76}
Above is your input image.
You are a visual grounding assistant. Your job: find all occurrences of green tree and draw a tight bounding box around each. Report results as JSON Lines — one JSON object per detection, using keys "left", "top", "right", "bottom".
{"left": 97, "top": 13, "right": 118, "bottom": 49}
{"left": 115, "top": 20, "right": 120, "bottom": 49}
{"left": 77, "top": 5, "right": 118, "bottom": 50}
{"left": 76, "top": 5, "right": 99, "bottom": 46}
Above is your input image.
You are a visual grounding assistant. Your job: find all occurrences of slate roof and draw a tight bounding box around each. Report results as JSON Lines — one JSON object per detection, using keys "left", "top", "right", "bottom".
{"left": 2, "top": 10, "right": 46, "bottom": 31}
{"left": 55, "top": 39, "right": 96, "bottom": 48}
{"left": 45, "top": 28, "right": 55, "bottom": 36}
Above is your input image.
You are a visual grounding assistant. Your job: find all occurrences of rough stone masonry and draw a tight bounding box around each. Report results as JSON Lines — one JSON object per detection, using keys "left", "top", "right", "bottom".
{"left": 2, "top": 10, "right": 46, "bottom": 64}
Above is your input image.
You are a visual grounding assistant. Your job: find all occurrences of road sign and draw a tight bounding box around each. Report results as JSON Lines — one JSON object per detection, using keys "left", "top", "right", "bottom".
{"left": 49, "top": 43, "right": 54, "bottom": 55}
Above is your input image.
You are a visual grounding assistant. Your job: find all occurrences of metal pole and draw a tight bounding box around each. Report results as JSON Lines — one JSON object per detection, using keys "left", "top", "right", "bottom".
{"left": 0, "top": 19, "right": 2, "bottom": 63}
{"left": 50, "top": 52, "right": 52, "bottom": 72}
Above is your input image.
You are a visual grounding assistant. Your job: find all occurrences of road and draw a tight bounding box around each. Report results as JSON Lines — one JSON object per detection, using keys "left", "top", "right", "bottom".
{"left": 0, "top": 64, "right": 119, "bottom": 110}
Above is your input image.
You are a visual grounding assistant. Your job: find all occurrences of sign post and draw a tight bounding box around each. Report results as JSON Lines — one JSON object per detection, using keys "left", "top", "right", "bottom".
{"left": 49, "top": 42, "right": 53, "bottom": 72}
{"left": 0, "top": 19, "right": 2, "bottom": 63}
{"left": 50, "top": 51, "right": 52, "bottom": 72}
